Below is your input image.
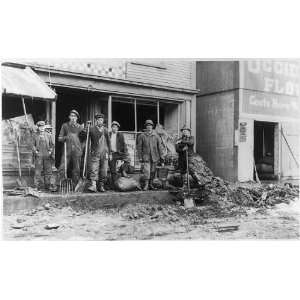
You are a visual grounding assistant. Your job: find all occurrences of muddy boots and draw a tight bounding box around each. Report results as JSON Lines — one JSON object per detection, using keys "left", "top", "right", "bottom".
{"left": 149, "top": 179, "right": 157, "bottom": 190}
{"left": 143, "top": 180, "right": 149, "bottom": 191}
{"left": 88, "top": 180, "right": 97, "bottom": 193}
{"left": 99, "top": 182, "right": 105, "bottom": 192}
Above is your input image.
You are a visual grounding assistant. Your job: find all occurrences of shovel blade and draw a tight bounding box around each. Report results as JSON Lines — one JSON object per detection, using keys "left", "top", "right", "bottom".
{"left": 16, "top": 177, "right": 27, "bottom": 188}
{"left": 184, "top": 197, "right": 195, "bottom": 208}
{"left": 75, "top": 178, "right": 88, "bottom": 193}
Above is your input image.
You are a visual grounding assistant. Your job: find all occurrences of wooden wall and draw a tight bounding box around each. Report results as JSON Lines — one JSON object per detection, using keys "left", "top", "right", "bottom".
{"left": 126, "top": 61, "right": 194, "bottom": 89}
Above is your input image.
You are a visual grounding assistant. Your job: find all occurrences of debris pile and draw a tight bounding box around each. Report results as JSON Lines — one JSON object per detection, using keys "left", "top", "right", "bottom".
{"left": 169, "top": 154, "right": 299, "bottom": 208}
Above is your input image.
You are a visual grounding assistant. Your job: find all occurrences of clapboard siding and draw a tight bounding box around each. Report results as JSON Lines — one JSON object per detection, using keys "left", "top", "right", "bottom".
{"left": 126, "top": 61, "right": 194, "bottom": 89}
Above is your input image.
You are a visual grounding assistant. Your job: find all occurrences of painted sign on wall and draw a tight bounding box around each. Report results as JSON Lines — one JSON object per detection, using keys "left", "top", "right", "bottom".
{"left": 243, "top": 60, "right": 300, "bottom": 97}
{"left": 241, "top": 60, "right": 300, "bottom": 119}
{"left": 242, "top": 90, "right": 300, "bottom": 119}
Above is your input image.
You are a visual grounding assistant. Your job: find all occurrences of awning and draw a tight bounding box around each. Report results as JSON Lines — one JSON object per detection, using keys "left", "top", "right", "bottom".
{"left": 1, "top": 63, "right": 56, "bottom": 100}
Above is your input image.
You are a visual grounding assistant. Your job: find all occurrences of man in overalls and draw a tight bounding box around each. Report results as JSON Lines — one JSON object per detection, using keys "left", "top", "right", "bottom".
{"left": 109, "top": 121, "right": 131, "bottom": 186}
{"left": 175, "top": 125, "right": 203, "bottom": 188}
{"left": 32, "top": 121, "right": 56, "bottom": 191}
{"left": 58, "top": 109, "right": 84, "bottom": 186}
{"left": 137, "top": 119, "right": 165, "bottom": 190}
{"left": 87, "top": 113, "right": 111, "bottom": 192}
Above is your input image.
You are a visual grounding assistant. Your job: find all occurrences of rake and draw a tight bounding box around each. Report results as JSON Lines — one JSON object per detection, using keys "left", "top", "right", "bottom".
{"left": 60, "top": 142, "right": 74, "bottom": 194}
{"left": 75, "top": 122, "right": 91, "bottom": 192}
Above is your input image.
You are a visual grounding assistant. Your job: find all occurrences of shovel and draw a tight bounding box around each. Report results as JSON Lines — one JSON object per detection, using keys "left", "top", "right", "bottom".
{"left": 183, "top": 149, "right": 195, "bottom": 208}
{"left": 60, "top": 142, "right": 74, "bottom": 194}
{"left": 75, "top": 122, "right": 91, "bottom": 192}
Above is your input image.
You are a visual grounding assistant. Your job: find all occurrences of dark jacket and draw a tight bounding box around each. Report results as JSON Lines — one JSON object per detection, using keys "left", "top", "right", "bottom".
{"left": 175, "top": 136, "right": 195, "bottom": 156}
{"left": 88, "top": 125, "right": 111, "bottom": 154}
{"left": 32, "top": 131, "right": 54, "bottom": 157}
{"left": 58, "top": 122, "right": 84, "bottom": 155}
{"left": 109, "top": 132, "right": 128, "bottom": 154}
{"left": 137, "top": 131, "right": 164, "bottom": 163}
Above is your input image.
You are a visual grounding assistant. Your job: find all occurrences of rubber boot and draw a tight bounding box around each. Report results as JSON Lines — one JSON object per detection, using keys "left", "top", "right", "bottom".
{"left": 143, "top": 180, "right": 149, "bottom": 191}
{"left": 88, "top": 180, "right": 97, "bottom": 193}
{"left": 99, "top": 182, "right": 105, "bottom": 193}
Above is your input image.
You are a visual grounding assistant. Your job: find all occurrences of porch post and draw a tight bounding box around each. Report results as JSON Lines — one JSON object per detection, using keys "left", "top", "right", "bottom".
{"left": 157, "top": 101, "right": 160, "bottom": 124}
{"left": 108, "top": 95, "right": 112, "bottom": 128}
{"left": 51, "top": 99, "right": 56, "bottom": 150}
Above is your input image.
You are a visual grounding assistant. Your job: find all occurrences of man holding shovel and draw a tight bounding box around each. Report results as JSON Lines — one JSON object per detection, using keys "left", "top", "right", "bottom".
{"left": 58, "top": 110, "right": 84, "bottom": 186}
{"left": 175, "top": 125, "right": 203, "bottom": 188}
{"left": 87, "top": 113, "right": 111, "bottom": 193}
{"left": 32, "top": 121, "right": 56, "bottom": 191}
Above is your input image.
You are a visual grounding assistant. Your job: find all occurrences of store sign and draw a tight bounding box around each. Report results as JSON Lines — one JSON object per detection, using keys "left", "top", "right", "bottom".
{"left": 244, "top": 60, "right": 300, "bottom": 97}
{"left": 123, "top": 132, "right": 136, "bottom": 166}
{"left": 239, "top": 122, "right": 247, "bottom": 142}
{"left": 242, "top": 90, "right": 300, "bottom": 119}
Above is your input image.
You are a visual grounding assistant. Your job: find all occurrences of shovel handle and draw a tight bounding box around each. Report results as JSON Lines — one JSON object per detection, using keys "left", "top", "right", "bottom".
{"left": 82, "top": 123, "right": 90, "bottom": 178}
{"left": 186, "top": 150, "right": 190, "bottom": 193}
{"left": 21, "top": 97, "right": 29, "bottom": 125}
{"left": 16, "top": 133, "right": 22, "bottom": 178}
{"left": 64, "top": 142, "right": 67, "bottom": 178}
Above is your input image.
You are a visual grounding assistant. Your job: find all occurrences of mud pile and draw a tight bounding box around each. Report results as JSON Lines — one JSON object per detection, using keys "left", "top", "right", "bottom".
{"left": 170, "top": 154, "right": 299, "bottom": 208}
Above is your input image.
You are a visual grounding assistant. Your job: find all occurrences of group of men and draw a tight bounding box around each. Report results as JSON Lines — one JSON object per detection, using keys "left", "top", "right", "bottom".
{"left": 33, "top": 109, "right": 175, "bottom": 192}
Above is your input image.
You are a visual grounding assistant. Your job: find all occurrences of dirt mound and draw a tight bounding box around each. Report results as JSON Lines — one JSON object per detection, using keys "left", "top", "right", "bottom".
{"left": 169, "top": 153, "right": 299, "bottom": 208}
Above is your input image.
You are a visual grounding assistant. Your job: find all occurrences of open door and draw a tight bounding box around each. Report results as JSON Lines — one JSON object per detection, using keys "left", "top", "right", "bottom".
{"left": 254, "top": 121, "right": 278, "bottom": 180}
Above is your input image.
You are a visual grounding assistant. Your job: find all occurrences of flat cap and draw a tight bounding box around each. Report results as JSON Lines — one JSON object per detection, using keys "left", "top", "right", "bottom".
{"left": 69, "top": 109, "right": 80, "bottom": 118}
{"left": 95, "top": 113, "right": 105, "bottom": 119}
{"left": 180, "top": 124, "right": 191, "bottom": 132}
{"left": 111, "top": 121, "right": 120, "bottom": 128}
{"left": 145, "top": 119, "right": 154, "bottom": 126}
{"left": 36, "top": 121, "right": 45, "bottom": 127}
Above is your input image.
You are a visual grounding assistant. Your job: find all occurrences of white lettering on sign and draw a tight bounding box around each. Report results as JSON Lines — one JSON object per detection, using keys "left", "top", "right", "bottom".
{"left": 249, "top": 95, "right": 271, "bottom": 108}
{"left": 248, "top": 94, "right": 299, "bottom": 112}
{"left": 263, "top": 77, "right": 300, "bottom": 96}
{"left": 247, "top": 61, "right": 300, "bottom": 78}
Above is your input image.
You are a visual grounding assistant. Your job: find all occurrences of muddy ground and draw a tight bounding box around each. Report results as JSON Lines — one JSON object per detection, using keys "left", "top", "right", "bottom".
{"left": 3, "top": 195, "right": 299, "bottom": 240}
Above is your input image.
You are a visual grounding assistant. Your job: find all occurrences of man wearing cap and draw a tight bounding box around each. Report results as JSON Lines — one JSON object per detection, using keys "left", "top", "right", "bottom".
{"left": 137, "top": 119, "right": 165, "bottom": 190}
{"left": 32, "top": 121, "right": 56, "bottom": 191}
{"left": 109, "top": 121, "right": 131, "bottom": 186}
{"left": 86, "top": 113, "right": 111, "bottom": 192}
{"left": 58, "top": 109, "right": 84, "bottom": 185}
{"left": 176, "top": 125, "right": 203, "bottom": 188}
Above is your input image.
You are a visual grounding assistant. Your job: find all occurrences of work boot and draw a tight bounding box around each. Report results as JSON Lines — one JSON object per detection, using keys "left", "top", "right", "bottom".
{"left": 143, "top": 180, "right": 149, "bottom": 191}
{"left": 149, "top": 179, "right": 157, "bottom": 190}
{"left": 99, "top": 182, "right": 105, "bottom": 193}
{"left": 49, "top": 184, "right": 58, "bottom": 192}
{"left": 88, "top": 180, "right": 97, "bottom": 193}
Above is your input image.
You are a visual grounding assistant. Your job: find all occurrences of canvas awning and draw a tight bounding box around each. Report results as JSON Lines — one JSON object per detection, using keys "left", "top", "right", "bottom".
{"left": 1, "top": 63, "right": 56, "bottom": 100}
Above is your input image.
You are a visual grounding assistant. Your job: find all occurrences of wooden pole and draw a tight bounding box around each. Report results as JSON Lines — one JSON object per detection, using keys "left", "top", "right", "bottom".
{"left": 157, "top": 101, "right": 160, "bottom": 125}
{"left": 108, "top": 95, "right": 112, "bottom": 129}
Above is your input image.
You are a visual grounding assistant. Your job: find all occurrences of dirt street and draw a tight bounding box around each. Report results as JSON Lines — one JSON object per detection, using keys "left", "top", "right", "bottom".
{"left": 3, "top": 196, "right": 299, "bottom": 240}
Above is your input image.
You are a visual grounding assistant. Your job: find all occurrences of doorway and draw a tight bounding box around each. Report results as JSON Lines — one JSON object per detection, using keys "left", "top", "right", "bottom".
{"left": 254, "top": 121, "right": 277, "bottom": 180}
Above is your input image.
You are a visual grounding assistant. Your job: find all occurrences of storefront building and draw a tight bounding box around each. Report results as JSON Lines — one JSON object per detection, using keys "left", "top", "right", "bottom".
{"left": 2, "top": 60, "right": 198, "bottom": 187}
{"left": 196, "top": 60, "right": 300, "bottom": 182}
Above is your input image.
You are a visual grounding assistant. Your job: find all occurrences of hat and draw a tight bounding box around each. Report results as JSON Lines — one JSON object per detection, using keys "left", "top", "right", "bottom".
{"left": 111, "top": 121, "right": 120, "bottom": 128}
{"left": 145, "top": 119, "right": 154, "bottom": 126}
{"left": 36, "top": 121, "right": 45, "bottom": 127}
{"left": 181, "top": 125, "right": 191, "bottom": 132}
{"left": 95, "top": 113, "right": 105, "bottom": 119}
{"left": 69, "top": 109, "right": 80, "bottom": 119}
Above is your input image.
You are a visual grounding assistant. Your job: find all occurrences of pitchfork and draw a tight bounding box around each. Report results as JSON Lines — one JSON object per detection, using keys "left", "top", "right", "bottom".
{"left": 60, "top": 142, "right": 74, "bottom": 194}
